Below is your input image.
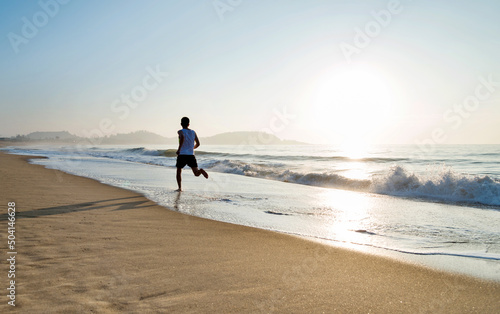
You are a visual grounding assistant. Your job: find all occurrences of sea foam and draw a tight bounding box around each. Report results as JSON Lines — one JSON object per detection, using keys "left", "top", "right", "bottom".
{"left": 372, "top": 165, "right": 500, "bottom": 207}
{"left": 205, "top": 159, "right": 500, "bottom": 207}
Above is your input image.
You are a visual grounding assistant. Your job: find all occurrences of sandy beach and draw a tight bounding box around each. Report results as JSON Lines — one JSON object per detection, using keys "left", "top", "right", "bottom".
{"left": 0, "top": 150, "right": 499, "bottom": 313}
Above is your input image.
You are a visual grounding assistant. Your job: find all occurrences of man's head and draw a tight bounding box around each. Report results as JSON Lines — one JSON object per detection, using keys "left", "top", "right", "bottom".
{"left": 181, "top": 117, "right": 190, "bottom": 128}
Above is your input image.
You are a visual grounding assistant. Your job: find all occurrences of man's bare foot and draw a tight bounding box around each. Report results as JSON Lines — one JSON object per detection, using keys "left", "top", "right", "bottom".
{"left": 200, "top": 169, "right": 209, "bottom": 179}
{"left": 175, "top": 188, "right": 182, "bottom": 192}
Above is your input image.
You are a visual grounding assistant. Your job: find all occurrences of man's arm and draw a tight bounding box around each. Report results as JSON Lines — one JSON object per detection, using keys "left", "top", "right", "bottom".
{"left": 194, "top": 133, "right": 200, "bottom": 150}
{"left": 176, "top": 130, "right": 184, "bottom": 155}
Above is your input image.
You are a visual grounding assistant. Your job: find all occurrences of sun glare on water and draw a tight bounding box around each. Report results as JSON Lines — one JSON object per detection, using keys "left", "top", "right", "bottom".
{"left": 313, "top": 66, "right": 394, "bottom": 148}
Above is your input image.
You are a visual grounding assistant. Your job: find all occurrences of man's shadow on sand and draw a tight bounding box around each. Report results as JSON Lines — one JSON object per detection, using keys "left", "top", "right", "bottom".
{"left": 0, "top": 196, "right": 154, "bottom": 220}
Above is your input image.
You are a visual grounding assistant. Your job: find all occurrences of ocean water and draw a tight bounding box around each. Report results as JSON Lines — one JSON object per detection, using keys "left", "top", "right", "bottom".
{"left": 4, "top": 144, "right": 500, "bottom": 281}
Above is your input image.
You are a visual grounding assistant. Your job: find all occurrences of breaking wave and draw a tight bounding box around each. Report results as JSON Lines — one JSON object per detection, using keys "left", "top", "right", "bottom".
{"left": 372, "top": 165, "right": 500, "bottom": 207}
{"left": 205, "top": 160, "right": 500, "bottom": 207}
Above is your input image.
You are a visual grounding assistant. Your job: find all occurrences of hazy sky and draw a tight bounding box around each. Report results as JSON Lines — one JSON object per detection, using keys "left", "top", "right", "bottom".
{"left": 1, "top": 0, "right": 500, "bottom": 144}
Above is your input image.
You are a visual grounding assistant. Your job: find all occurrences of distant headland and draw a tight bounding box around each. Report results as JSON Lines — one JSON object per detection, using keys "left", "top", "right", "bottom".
{"left": 2, "top": 130, "right": 308, "bottom": 145}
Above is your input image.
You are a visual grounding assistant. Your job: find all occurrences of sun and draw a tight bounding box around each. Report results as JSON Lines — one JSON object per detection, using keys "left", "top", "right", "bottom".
{"left": 312, "top": 66, "right": 394, "bottom": 147}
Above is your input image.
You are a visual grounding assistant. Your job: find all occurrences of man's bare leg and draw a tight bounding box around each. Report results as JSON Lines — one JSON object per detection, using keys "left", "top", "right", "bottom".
{"left": 192, "top": 167, "right": 209, "bottom": 179}
{"left": 176, "top": 168, "right": 182, "bottom": 191}
{"left": 200, "top": 168, "right": 208, "bottom": 179}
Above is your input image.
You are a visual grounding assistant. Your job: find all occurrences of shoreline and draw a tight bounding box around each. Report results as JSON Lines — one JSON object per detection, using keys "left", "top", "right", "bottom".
{"left": 1, "top": 151, "right": 499, "bottom": 312}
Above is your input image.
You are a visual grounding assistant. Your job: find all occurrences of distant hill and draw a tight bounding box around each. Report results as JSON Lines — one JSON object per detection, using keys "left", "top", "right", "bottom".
{"left": 11, "top": 130, "right": 307, "bottom": 145}
{"left": 26, "top": 131, "right": 77, "bottom": 140}
{"left": 100, "top": 131, "right": 175, "bottom": 144}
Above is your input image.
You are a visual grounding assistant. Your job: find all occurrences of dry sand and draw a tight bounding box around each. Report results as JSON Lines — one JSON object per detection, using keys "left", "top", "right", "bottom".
{"left": 0, "top": 150, "right": 499, "bottom": 313}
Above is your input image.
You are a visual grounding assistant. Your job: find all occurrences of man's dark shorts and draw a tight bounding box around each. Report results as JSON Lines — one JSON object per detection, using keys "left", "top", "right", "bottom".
{"left": 176, "top": 155, "right": 198, "bottom": 169}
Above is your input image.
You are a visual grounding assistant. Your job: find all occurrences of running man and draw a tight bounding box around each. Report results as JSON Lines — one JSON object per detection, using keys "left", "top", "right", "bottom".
{"left": 175, "top": 117, "right": 208, "bottom": 191}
